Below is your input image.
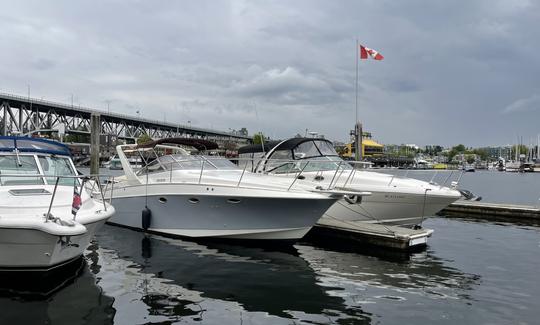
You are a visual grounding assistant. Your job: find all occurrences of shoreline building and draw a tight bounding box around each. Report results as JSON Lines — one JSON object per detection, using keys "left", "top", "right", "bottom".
{"left": 341, "top": 132, "right": 384, "bottom": 159}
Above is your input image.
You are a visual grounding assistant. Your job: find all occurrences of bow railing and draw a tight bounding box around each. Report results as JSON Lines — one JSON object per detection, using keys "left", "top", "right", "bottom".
{"left": 0, "top": 173, "right": 109, "bottom": 222}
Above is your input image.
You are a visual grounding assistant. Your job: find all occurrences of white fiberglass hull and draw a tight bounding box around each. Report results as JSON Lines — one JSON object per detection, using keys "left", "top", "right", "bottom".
{"left": 278, "top": 170, "right": 462, "bottom": 228}
{"left": 107, "top": 182, "right": 336, "bottom": 241}
{"left": 0, "top": 185, "right": 114, "bottom": 269}
{"left": 0, "top": 219, "right": 107, "bottom": 269}
{"left": 325, "top": 191, "right": 460, "bottom": 227}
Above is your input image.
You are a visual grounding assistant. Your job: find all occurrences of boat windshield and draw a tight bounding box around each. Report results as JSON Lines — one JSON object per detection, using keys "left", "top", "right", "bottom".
{"left": 0, "top": 155, "right": 43, "bottom": 185}
{"left": 38, "top": 155, "right": 76, "bottom": 186}
{"left": 293, "top": 140, "right": 338, "bottom": 158}
{"left": 264, "top": 140, "right": 347, "bottom": 173}
{"left": 136, "top": 155, "right": 239, "bottom": 175}
{"left": 0, "top": 154, "right": 76, "bottom": 186}
{"left": 267, "top": 156, "right": 351, "bottom": 174}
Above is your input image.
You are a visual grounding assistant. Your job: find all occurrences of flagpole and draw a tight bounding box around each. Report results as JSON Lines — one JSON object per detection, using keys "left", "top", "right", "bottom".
{"left": 355, "top": 39, "right": 360, "bottom": 161}
{"left": 355, "top": 39, "right": 359, "bottom": 123}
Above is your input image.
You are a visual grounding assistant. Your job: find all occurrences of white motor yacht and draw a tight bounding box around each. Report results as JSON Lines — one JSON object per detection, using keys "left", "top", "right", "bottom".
{"left": 238, "top": 138, "right": 462, "bottom": 228}
{"left": 0, "top": 136, "right": 114, "bottom": 270}
{"left": 104, "top": 138, "right": 355, "bottom": 241}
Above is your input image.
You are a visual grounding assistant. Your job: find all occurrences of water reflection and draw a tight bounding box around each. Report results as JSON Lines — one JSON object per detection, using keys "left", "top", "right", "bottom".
{"left": 0, "top": 257, "right": 115, "bottom": 324}
{"left": 95, "top": 225, "right": 372, "bottom": 324}
{"left": 297, "top": 239, "right": 481, "bottom": 307}
{"left": 0, "top": 258, "right": 85, "bottom": 298}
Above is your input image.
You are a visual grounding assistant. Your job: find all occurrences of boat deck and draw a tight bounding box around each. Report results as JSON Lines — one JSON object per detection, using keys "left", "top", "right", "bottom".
{"left": 309, "top": 216, "right": 433, "bottom": 250}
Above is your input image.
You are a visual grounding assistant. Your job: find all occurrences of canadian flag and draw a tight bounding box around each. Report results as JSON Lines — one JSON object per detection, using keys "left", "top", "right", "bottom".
{"left": 360, "top": 45, "right": 384, "bottom": 60}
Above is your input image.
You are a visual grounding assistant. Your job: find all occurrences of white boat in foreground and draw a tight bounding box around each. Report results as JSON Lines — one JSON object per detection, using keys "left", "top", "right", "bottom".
{"left": 0, "top": 136, "right": 114, "bottom": 270}
{"left": 238, "top": 138, "right": 462, "bottom": 228}
{"left": 104, "top": 138, "right": 356, "bottom": 241}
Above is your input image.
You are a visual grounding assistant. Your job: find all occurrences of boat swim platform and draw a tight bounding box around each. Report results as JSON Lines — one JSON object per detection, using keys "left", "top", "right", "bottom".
{"left": 441, "top": 201, "right": 540, "bottom": 220}
{"left": 307, "top": 216, "right": 433, "bottom": 251}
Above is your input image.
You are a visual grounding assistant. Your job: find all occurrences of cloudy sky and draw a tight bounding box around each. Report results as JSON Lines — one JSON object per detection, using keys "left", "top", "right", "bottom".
{"left": 1, "top": 0, "right": 539, "bottom": 147}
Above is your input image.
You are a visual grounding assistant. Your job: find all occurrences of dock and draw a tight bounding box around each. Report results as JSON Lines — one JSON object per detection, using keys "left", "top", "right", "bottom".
{"left": 441, "top": 201, "right": 540, "bottom": 220}
{"left": 308, "top": 216, "right": 433, "bottom": 250}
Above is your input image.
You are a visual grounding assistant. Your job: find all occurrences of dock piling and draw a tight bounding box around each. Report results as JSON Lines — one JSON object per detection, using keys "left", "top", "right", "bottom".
{"left": 90, "top": 113, "right": 101, "bottom": 175}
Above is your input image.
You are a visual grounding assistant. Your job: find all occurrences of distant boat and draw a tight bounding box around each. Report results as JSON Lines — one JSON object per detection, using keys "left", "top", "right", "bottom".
{"left": 505, "top": 161, "right": 523, "bottom": 173}
{"left": 108, "top": 157, "right": 123, "bottom": 170}
{"left": 462, "top": 164, "right": 475, "bottom": 172}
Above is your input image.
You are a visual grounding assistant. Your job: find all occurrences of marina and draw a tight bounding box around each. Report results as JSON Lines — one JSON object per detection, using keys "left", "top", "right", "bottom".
{"left": 2, "top": 1, "right": 540, "bottom": 323}
{"left": 1, "top": 135, "right": 540, "bottom": 324}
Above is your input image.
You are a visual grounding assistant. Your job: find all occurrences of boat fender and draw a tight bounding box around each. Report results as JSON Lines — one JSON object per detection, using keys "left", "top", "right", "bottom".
{"left": 142, "top": 207, "right": 152, "bottom": 230}
{"left": 344, "top": 195, "right": 361, "bottom": 204}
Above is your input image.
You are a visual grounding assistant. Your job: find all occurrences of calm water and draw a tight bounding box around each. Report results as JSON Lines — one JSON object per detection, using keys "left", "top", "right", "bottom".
{"left": 2, "top": 170, "right": 540, "bottom": 324}
{"left": 2, "top": 217, "right": 539, "bottom": 324}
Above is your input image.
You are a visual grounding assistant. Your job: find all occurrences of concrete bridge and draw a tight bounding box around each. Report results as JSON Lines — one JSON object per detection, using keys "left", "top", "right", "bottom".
{"left": 0, "top": 92, "right": 251, "bottom": 148}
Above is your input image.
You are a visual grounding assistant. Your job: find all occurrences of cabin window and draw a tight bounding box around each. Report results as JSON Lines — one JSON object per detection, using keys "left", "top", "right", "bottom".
{"left": 0, "top": 155, "right": 44, "bottom": 185}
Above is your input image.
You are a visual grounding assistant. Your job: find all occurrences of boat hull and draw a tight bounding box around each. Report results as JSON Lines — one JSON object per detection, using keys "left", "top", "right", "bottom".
{"left": 0, "top": 220, "right": 107, "bottom": 270}
{"left": 325, "top": 191, "right": 460, "bottom": 227}
{"left": 108, "top": 192, "right": 334, "bottom": 240}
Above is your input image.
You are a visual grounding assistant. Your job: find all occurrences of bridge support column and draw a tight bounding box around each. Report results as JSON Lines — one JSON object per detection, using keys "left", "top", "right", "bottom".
{"left": 2, "top": 102, "right": 7, "bottom": 136}
{"left": 90, "top": 113, "right": 101, "bottom": 175}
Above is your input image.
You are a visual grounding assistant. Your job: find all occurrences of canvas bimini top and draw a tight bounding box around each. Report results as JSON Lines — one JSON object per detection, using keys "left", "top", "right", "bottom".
{"left": 0, "top": 136, "right": 71, "bottom": 156}
{"left": 238, "top": 138, "right": 338, "bottom": 159}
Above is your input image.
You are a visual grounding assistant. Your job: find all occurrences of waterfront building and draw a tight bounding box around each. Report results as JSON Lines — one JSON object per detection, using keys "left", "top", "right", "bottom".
{"left": 341, "top": 132, "right": 384, "bottom": 158}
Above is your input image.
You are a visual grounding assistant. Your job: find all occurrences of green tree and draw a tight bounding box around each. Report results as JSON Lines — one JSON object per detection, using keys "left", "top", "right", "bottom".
{"left": 514, "top": 144, "right": 528, "bottom": 155}
{"left": 472, "top": 148, "right": 488, "bottom": 160}
{"left": 253, "top": 133, "right": 264, "bottom": 144}
{"left": 137, "top": 133, "right": 153, "bottom": 145}
{"left": 448, "top": 144, "right": 466, "bottom": 160}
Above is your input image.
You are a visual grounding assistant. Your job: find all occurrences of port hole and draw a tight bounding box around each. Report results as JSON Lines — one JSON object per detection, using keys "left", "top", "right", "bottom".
{"left": 188, "top": 198, "right": 199, "bottom": 204}
{"left": 227, "top": 198, "right": 241, "bottom": 204}
{"left": 297, "top": 175, "right": 305, "bottom": 180}
{"left": 159, "top": 197, "right": 167, "bottom": 203}
{"left": 314, "top": 175, "right": 324, "bottom": 181}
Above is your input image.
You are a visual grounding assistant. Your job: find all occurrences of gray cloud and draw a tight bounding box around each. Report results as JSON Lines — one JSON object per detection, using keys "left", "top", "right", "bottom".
{"left": 0, "top": 0, "right": 539, "bottom": 146}
{"left": 503, "top": 94, "right": 540, "bottom": 114}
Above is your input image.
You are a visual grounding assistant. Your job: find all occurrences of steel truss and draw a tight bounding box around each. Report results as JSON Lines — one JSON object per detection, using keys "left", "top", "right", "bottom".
{"left": 0, "top": 93, "right": 250, "bottom": 148}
